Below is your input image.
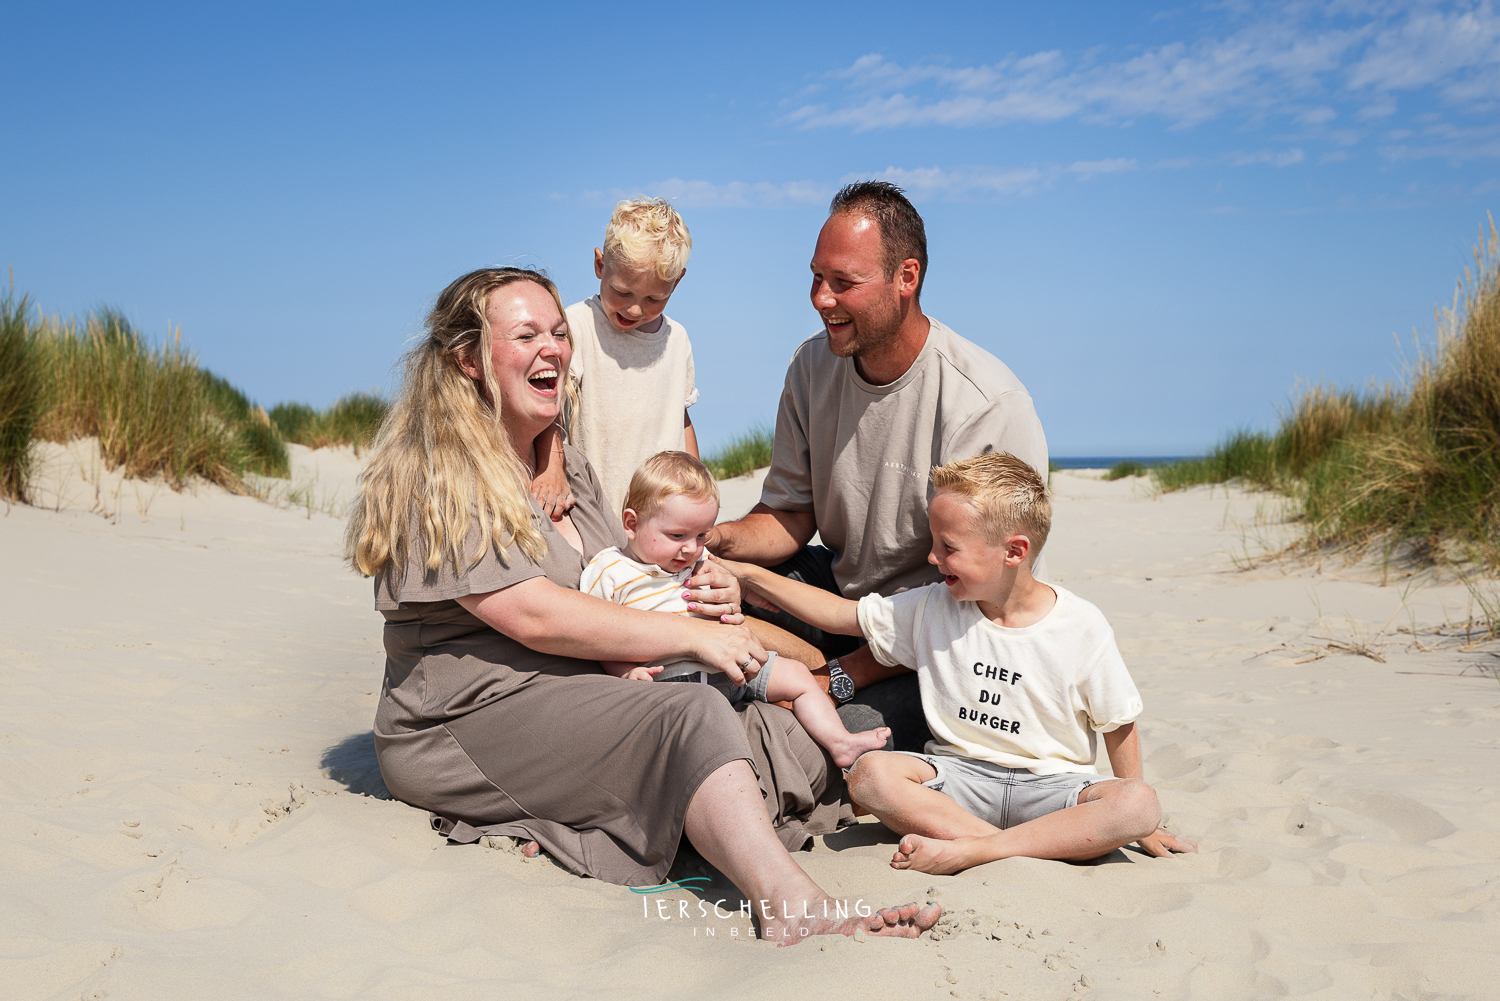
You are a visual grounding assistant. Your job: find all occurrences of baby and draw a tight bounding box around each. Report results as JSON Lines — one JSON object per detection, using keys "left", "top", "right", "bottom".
{"left": 580, "top": 451, "right": 890, "bottom": 768}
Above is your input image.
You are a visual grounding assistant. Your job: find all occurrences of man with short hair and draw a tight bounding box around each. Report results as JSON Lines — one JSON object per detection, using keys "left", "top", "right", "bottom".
{"left": 707, "top": 181, "right": 1049, "bottom": 751}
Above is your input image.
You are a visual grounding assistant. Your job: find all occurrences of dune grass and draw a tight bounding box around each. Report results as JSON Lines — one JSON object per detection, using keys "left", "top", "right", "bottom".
{"left": 0, "top": 295, "right": 45, "bottom": 502}
{"left": 269, "top": 393, "right": 387, "bottom": 452}
{"left": 703, "top": 425, "right": 775, "bottom": 479}
{"left": 0, "top": 295, "right": 290, "bottom": 499}
{"left": 1104, "top": 460, "right": 1147, "bottom": 481}
{"left": 1155, "top": 217, "right": 1500, "bottom": 565}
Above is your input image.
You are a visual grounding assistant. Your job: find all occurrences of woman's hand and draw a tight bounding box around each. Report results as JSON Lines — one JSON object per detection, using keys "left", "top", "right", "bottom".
{"left": 689, "top": 619, "right": 767, "bottom": 687}
{"left": 710, "top": 555, "right": 783, "bottom": 614}
{"left": 684, "top": 554, "right": 743, "bottom": 624}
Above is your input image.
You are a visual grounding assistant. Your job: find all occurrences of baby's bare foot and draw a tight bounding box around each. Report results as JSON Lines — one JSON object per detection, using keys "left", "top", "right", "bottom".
{"left": 830, "top": 727, "right": 892, "bottom": 768}
{"left": 891, "top": 834, "right": 978, "bottom": 875}
{"left": 763, "top": 900, "right": 941, "bottom": 946}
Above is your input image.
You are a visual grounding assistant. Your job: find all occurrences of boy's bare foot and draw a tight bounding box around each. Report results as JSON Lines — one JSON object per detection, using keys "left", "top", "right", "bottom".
{"left": 828, "top": 726, "right": 892, "bottom": 769}
{"left": 760, "top": 900, "right": 941, "bottom": 946}
{"left": 891, "top": 834, "right": 981, "bottom": 875}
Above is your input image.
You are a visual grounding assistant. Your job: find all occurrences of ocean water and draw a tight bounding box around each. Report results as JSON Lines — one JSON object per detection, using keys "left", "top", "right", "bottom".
{"left": 1049, "top": 456, "right": 1191, "bottom": 470}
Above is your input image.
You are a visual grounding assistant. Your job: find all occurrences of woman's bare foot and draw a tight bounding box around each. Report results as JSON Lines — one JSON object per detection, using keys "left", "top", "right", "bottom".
{"left": 760, "top": 899, "right": 941, "bottom": 946}
{"left": 891, "top": 834, "right": 982, "bottom": 875}
{"left": 828, "top": 726, "right": 892, "bottom": 769}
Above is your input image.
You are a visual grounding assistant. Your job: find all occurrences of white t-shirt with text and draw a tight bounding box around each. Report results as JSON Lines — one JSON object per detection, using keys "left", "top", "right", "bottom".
{"left": 857, "top": 583, "right": 1141, "bottom": 775}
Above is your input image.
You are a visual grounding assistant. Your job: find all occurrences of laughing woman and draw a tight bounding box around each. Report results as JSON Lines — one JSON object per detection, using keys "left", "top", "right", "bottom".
{"left": 345, "top": 267, "right": 938, "bottom": 943}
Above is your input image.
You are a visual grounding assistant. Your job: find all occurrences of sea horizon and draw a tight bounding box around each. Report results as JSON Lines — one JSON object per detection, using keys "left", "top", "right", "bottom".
{"left": 1050, "top": 456, "right": 1191, "bottom": 470}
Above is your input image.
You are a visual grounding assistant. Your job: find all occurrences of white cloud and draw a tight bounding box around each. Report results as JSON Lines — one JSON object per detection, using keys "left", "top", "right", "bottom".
{"left": 787, "top": 2, "right": 1500, "bottom": 134}
{"left": 562, "top": 179, "right": 831, "bottom": 209}
{"left": 1067, "top": 158, "right": 1139, "bottom": 178}
{"left": 562, "top": 158, "right": 1147, "bottom": 210}
{"left": 1229, "top": 147, "right": 1307, "bottom": 167}
{"left": 647, "top": 178, "right": 829, "bottom": 208}
{"left": 1378, "top": 121, "right": 1500, "bottom": 161}
{"left": 862, "top": 165, "right": 1056, "bottom": 199}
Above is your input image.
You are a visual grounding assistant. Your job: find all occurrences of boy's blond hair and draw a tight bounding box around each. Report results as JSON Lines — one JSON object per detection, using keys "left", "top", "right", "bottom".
{"left": 622, "top": 451, "right": 719, "bottom": 522}
{"left": 602, "top": 198, "right": 692, "bottom": 281}
{"left": 930, "top": 452, "right": 1051, "bottom": 558}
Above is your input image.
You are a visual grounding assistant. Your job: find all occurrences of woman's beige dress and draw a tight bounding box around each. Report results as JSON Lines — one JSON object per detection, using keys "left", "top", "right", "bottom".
{"left": 372, "top": 445, "right": 852, "bottom": 886}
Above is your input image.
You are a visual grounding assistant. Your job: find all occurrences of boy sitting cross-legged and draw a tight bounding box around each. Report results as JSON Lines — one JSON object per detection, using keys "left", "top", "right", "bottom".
{"left": 720, "top": 452, "right": 1197, "bottom": 874}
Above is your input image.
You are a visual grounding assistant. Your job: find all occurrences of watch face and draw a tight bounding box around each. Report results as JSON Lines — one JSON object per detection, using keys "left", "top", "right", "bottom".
{"left": 829, "top": 673, "right": 855, "bottom": 702}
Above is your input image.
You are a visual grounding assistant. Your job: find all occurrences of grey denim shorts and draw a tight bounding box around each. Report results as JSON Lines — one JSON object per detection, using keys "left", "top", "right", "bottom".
{"left": 895, "top": 750, "right": 1102, "bottom": 829}
{"left": 657, "top": 651, "right": 777, "bottom": 706}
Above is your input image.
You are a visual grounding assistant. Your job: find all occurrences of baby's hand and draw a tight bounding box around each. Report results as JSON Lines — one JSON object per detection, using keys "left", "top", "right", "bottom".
{"left": 621, "top": 665, "right": 663, "bottom": 682}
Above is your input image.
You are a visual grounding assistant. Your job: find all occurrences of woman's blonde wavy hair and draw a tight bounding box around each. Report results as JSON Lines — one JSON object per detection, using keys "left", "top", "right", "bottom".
{"left": 346, "top": 267, "right": 572, "bottom": 579}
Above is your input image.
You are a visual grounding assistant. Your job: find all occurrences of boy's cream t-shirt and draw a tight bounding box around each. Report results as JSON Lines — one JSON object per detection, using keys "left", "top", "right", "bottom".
{"left": 565, "top": 296, "right": 699, "bottom": 517}
{"left": 857, "top": 582, "right": 1142, "bottom": 775}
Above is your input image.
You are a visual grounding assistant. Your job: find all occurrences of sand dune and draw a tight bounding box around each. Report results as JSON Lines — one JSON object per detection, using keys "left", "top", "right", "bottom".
{"left": 3, "top": 451, "right": 1497, "bottom": 999}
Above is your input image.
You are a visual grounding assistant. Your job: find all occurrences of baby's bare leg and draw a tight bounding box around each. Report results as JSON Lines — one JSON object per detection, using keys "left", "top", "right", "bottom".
{"left": 764, "top": 657, "right": 889, "bottom": 768}
{"left": 891, "top": 778, "right": 1165, "bottom": 875}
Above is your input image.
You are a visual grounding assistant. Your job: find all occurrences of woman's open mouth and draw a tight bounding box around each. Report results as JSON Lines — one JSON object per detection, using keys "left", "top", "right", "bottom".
{"left": 528, "top": 369, "right": 559, "bottom": 393}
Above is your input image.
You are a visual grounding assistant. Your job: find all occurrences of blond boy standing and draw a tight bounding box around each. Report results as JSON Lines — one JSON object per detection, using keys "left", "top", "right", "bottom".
{"left": 532, "top": 198, "right": 699, "bottom": 519}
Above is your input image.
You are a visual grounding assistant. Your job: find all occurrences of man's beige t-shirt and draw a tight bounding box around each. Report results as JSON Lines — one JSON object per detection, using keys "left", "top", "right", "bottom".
{"left": 760, "top": 318, "right": 1048, "bottom": 599}
{"left": 566, "top": 296, "right": 699, "bottom": 518}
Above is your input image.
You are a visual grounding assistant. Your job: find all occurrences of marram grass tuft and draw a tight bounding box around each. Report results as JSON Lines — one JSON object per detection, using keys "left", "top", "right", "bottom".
{"left": 270, "top": 392, "right": 387, "bottom": 453}
{"left": 1155, "top": 216, "right": 1500, "bottom": 565}
{"left": 20, "top": 303, "right": 288, "bottom": 492}
{"left": 0, "top": 294, "right": 45, "bottom": 502}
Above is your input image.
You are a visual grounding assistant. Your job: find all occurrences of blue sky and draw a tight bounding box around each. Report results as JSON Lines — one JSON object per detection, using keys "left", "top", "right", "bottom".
{"left": 4, "top": 1, "right": 1498, "bottom": 455}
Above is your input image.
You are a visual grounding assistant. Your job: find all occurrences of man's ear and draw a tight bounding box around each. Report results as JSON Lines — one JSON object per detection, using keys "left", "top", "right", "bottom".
{"left": 897, "top": 258, "right": 921, "bottom": 300}
{"left": 1004, "top": 533, "right": 1031, "bottom": 567}
{"left": 622, "top": 508, "right": 639, "bottom": 538}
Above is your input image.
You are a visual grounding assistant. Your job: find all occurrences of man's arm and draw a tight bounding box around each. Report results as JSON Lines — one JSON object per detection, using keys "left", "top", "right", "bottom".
{"left": 706, "top": 503, "right": 816, "bottom": 565}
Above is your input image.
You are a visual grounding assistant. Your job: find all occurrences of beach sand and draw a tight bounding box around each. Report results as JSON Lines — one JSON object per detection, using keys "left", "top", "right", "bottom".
{"left": 3, "top": 449, "right": 1498, "bottom": 1000}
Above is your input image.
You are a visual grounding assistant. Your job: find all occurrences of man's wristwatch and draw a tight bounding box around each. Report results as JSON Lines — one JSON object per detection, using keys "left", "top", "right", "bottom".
{"left": 825, "top": 658, "right": 856, "bottom": 706}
